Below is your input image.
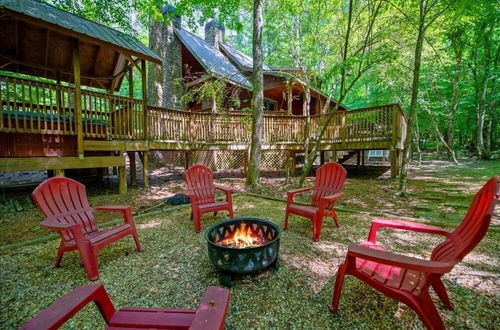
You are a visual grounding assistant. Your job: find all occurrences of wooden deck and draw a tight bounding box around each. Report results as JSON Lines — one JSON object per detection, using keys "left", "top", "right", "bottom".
{"left": 0, "top": 75, "right": 406, "bottom": 191}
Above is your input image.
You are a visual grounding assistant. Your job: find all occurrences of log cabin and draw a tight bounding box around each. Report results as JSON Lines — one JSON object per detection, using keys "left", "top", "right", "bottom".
{"left": 0, "top": 0, "right": 406, "bottom": 193}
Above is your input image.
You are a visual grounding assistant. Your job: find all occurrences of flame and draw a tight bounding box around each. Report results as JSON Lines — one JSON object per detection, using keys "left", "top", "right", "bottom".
{"left": 216, "top": 223, "right": 268, "bottom": 248}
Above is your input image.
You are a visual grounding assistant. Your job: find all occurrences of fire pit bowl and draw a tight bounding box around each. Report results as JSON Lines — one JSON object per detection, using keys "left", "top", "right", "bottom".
{"left": 205, "top": 218, "right": 280, "bottom": 286}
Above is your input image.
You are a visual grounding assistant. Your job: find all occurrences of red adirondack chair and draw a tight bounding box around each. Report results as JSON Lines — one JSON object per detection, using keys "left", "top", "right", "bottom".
{"left": 284, "top": 162, "right": 347, "bottom": 241}
{"left": 184, "top": 165, "right": 234, "bottom": 233}
{"left": 330, "top": 176, "right": 500, "bottom": 330}
{"left": 32, "top": 177, "right": 143, "bottom": 281}
{"left": 21, "top": 284, "right": 230, "bottom": 330}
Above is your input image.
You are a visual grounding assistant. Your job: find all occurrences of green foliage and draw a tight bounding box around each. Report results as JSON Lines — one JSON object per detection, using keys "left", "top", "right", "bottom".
{"left": 182, "top": 76, "right": 242, "bottom": 111}
{"left": 27, "top": 0, "right": 500, "bottom": 155}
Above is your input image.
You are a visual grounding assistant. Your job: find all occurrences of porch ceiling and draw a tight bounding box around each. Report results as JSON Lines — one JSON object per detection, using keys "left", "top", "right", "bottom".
{"left": 0, "top": 0, "right": 161, "bottom": 91}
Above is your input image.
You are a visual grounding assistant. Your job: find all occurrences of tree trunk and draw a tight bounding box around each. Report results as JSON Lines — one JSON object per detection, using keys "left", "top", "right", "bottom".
{"left": 245, "top": 0, "right": 264, "bottom": 187}
{"left": 474, "top": 28, "right": 492, "bottom": 159}
{"left": 298, "top": 0, "right": 352, "bottom": 187}
{"left": 423, "top": 106, "right": 459, "bottom": 164}
{"left": 486, "top": 98, "right": 496, "bottom": 151}
{"left": 302, "top": 87, "right": 312, "bottom": 170}
{"left": 398, "top": 0, "right": 426, "bottom": 196}
{"left": 445, "top": 49, "right": 462, "bottom": 154}
{"left": 414, "top": 118, "right": 422, "bottom": 165}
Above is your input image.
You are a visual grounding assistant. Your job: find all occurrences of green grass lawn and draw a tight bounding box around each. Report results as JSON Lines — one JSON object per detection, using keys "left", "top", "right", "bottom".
{"left": 0, "top": 157, "right": 498, "bottom": 329}
{"left": 1, "top": 192, "right": 499, "bottom": 329}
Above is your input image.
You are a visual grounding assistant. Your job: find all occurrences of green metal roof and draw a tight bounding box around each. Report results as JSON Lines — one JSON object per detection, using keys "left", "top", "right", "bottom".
{"left": 0, "top": 0, "right": 161, "bottom": 63}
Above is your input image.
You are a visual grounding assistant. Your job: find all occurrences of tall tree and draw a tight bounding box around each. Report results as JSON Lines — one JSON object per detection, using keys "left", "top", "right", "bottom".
{"left": 467, "top": 2, "right": 497, "bottom": 159}
{"left": 246, "top": 0, "right": 264, "bottom": 187}
{"left": 397, "top": 0, "right": 456, "bottom": 196}
{"left": 298, "top": 0, "right": 387, "bottom": 186}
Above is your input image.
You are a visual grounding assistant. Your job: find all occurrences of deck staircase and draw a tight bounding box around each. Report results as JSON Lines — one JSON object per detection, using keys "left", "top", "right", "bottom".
{"left": 336, "top": 150, "right": 358, "bottom": 164}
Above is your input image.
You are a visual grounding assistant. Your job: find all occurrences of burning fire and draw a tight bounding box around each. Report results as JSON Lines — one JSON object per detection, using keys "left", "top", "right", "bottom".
{"left": 215, "top": 223, "right": 269, "bottom": 248}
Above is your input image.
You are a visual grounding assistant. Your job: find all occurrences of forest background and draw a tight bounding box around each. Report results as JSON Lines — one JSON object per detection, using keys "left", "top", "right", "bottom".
{"left": 36, "top": 0, "right": 500, "bottom": 169}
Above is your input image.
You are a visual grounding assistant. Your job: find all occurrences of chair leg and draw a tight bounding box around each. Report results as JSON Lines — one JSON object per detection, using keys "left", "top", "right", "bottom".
{"left": 78, "top": 244, "right": 100, "bottom": 281}
{"left": 54, "top": 241, "right": 65, "bottom": 267}
{"left": 313, "top": 215, "right": 324, "bottom": 242}
{"left": 194, "top": 210, "right": 201, "bottom": 233}
{"left": 228, "top": 206, "right": 234, "bottom": 219}
{"left": 432, "top": 279, "right": 453, "bottom": 310}
{"left": 330, "top": 263, "right": 347, "bottom": 313}
{"left": 214, "top": 211, "right": 218, "bottom": 216}
{"left": 332, "top": 210, "right": 340, "bottom": 228}
{"left": 411, "top": 291, "right": 445, "bottom": 330}
{"left": 132, "top": 232, "right": 144, "bottom": 252}
{"left": 284, "top": 210, "right": 289, "bottom": 230}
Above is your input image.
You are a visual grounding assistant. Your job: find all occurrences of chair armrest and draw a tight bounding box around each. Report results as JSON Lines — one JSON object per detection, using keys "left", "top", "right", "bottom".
{"left": 21, "top": 284, "right": 116, "bottom": 330}
{"left": 94, "top": 206, "right": 131, "bottom": 212}
{"left": 286, "top": 187, "right": 313, "bottom": 204}
{"left": 347, "top": 244, "right": 454, "bottom": 274}
{"left": 214, "top": 185, "right": 233, "bottom": 203}
{"left": 287, "top": 187, "right": 313, "bottom": 195}
{"left": 319, "top": 192, "right": 345, "bottom": 213}
{"left": 189, "top": 286, "right": 230, "bottom": 330}
{"left": 367, "top": 218, "right": 450, "bottom": 243}
{"left": 321, "top": 192, "right": 345, "bottom": 202}
{"left": 94, "top": 206, "right": 134, "bottom": 225}
{"left": 214, "top": 185, "right": 233, "bottom": 193}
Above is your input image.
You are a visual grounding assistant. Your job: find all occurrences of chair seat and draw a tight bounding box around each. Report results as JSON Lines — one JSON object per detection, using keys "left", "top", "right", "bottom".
{"left": 108, "top": 307, "right": 196, "bottom": 329}
{"left": 64, "top": 224, "right": 132, "bottom": 247}
{"left": 355, "top": 242, "right": 426, "bottom": 294}
{"left": 198, "top": 201, "right": 229, "bottom": 211}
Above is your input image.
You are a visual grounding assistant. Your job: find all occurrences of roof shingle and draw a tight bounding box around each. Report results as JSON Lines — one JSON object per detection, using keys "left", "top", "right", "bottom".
{"left": 174, "top": 28, "right": 251, "bottom": 88}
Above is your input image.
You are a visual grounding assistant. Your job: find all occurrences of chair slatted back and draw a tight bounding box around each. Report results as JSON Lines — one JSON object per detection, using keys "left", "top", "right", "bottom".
{"left": 431, "top": 176, "right": 499, "bottom": 264}
{"left": 32, "top": 177, "right": 97, "bottom": 242}
{"left": 185, "top": 165, "right": 215, "bottom": 204}
{"left": 311, "top": 162, "right": 347, "bottom": 208}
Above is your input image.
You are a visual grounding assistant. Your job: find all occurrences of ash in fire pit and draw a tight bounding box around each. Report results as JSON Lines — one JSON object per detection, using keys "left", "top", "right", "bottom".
{"left": 205, "top": 218, "right": 280, "bottom": 287}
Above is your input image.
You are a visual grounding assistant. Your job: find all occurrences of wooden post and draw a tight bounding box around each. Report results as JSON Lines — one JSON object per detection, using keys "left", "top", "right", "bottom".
{"left": 243, "top": 150, "right": 248, "bottom": 174}
{"left": 128, "top": 69, "right": 134, "bottom": 98}
{"left": 54, "top": 169, "right": 65, "bottom": 176}
{"left": 56, "top": 71, "right": 62, "bottom": 112}
{"left": 302, "top": 93, "right": 307, "bottom": 116}
{"left": 141, "top": 60, "right": 148, "bottom": 140}
{"left": 184, "top": 151, "right": 192, "bottom": 170}
{"left": 139, "top": 151, "right": 149, "bottom": 189}
{"left": 331, "top": 150, "right": 337, "bottom": 162}
{"left": 390, "top": 148, "right": 397, "bottom": 179}
{"left": 118, "top": 165, "right": 127, "bottom": 194}
{"left": 290, "top": 151, "right": 296, "bottom": 175}
{"left": 128, "top": 152, "right": 137, "bottom": 187}
{"left": 97, "top": 167, "right": 106, "bottom": 183}
{"left": 341, "top": 112, "right": 347, "bottom": 148}
{"left": 287, "top": 83, "right": 293, "bottom": 115}
{"left": 73, "top": 38, "right": 83, "bottom": 158}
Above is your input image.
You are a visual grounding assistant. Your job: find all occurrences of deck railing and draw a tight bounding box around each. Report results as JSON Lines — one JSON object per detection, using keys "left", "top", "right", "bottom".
{"left": 1, "top": 75, "right": 406, "bottom": 148}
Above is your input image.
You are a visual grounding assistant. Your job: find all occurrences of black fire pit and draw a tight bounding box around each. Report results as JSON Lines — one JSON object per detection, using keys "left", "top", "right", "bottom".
{"left": 205, "top": 217, "right": 280, "bottom": 287}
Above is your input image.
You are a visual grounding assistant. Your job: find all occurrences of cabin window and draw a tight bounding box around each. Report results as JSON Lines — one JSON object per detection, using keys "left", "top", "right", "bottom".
{"left": 264, "top": 98, "right": 278, "bottom": 111}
